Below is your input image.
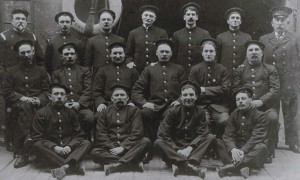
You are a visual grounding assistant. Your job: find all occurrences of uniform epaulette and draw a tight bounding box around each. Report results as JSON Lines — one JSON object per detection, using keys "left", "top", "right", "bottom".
{"left": 150, "top": 62, "right": 158, "bottom": 66}
{"left": 32, "top": 33, "right": 37, "bottom": 41}
{"left": 0, "top": 30, "right": 8, "bottom": 41}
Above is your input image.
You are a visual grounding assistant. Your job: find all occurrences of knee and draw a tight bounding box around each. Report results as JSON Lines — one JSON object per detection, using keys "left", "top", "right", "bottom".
{"left": 79, "top": 110, "right": 95, "bottom": 124}
{"left": 254, "top": 143, "right": 268, "bottom": 153}
{"left": 206, "top": 134, "right": 217, "bottom": 143}
{"left": 266, "top": 110, "right": 278, "bottom": 125}
{"left": 154, "top": 139, "right": 164, "bottom": 149}
{"left": 218, "top": 113, "right": 229, "bottom": 125}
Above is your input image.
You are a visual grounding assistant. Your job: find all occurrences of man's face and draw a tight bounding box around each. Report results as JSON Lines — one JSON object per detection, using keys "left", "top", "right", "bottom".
{"left": 99, "top": 12, "right": 114, "bottom": 31}
{"left": 110, "top": 47, "right": 125, "bottom": 64}
{"left": 50, "top": 87, "right": 67, "bottom": 107}
{"left": 246, "top": 44, "right": 263, "bottom": 65}
{"left": 202, "top": 44, "right": 216, "bottom": 62}
{"left": 111, "top": 89, "right": 129, "bottom": 109}
{"left": 156, "top": 44, "right": 172, "bottom": 62}
{"left": 271, "top": 16, "right": 289, "bottom": 34}
{"left": 62, "top": 47, "right": 77, "bottom": 66}
{"left": 227, "top": 12, "right": 242, "bottom": 29}
{"left": 141, "top": 10, "right": 156, "bottom": 27}
{"left": 180, "top": 88, "right": 197, "bottom": 107}
{"left": 57, "top": 15, "right": 72, "bottom": 33}
{"left": 11, "top": 13, "right": 27, "bottom": 32}
{"left": 18, "top": 44, "right": 35, "bottom": 65}
{"left": 184, "top": 9, "right": 198, "bottom": 25}
{"left": 236, "top": 92, "right": 251, "bottom": 110}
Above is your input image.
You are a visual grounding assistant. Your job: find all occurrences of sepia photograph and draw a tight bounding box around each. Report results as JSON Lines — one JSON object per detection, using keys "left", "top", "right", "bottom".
{"left": 0, "top": 0, "right": 299, "bottom": 179}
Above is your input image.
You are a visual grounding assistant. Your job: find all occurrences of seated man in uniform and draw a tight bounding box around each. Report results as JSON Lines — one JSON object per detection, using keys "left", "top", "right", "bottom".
{"left": 91, "top": 84, "right": 151, "bottom": 175}
{"left": 52, "top": 43, "right": 94, "bottom": 138}
{"left": 217, "top": 87, "right": 268, "bottom": 178}
{"left": 2, "top": 39, "right": 50, "bottom": 168}
{"left": 189, "top": 38, "right": 230, "bottom": 139}
{"left": 155, "top": 80, "right": 216, "bottom": 178}
{"left": 32, "top": 83, "right": 91, "bottom": 180}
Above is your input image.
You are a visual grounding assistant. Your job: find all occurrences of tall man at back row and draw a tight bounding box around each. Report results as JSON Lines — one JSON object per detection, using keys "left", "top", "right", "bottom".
{"left": 259, "top": 6, "right": 300, "bottom": 153}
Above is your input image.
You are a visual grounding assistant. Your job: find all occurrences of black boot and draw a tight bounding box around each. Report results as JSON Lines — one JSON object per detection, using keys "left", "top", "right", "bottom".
{"left": 240, "top": 167, "right": 250, "bottom": 178}
{"left": 14, "top": 154, "right": 29, "bottom": 168}
{"left": 185, "top": 163, "right": 206, "bottom": 179}
{"left": 217, "top": 163, "right": 236, "bottom": 178}
{"left": 104, "top": 163, "right": 126, "bottom": 175}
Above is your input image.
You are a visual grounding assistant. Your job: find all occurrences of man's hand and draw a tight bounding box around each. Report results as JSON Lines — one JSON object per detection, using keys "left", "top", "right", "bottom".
{"left": 170, "top": 100, "right": 180, "bottom": 107}
{"left": 97, "top": 104, "right": 107, "bottom": 112}
{"left": 251, "top": 100, "right": 263, "bottom": 108}
{"left": 231, "top": 148, "right": 244, "bottom": 165}
{"left": 63, "top": 146, "right": 72, "bottom": 154}
{"left": 177, "top": 146, "right": 193, "bottom": 158}
{"left": 128, "top": 102, "right": 135, "bottom": 107}
{"left": 54, "top": 146, "right": 69, "bottom": 156}
{"left": 126, "top": 62, "right": 136, "bottom": 69}
{"left": 200, "top": 87, "right": 205, "bottom": 94}
{"left": 31, "top": 97, "right": 41, "bottom": 105}
{"left": 110, "top": 147, "right": 125, "bottom": 156}
{"left": 142, "top": 102, "right": 155, "bottom": 110}
{"left": 20, "top": 96, "right": 33, "bottom": 103}
{"left": 69, "top": 102, "right": 80, "bottom": 110}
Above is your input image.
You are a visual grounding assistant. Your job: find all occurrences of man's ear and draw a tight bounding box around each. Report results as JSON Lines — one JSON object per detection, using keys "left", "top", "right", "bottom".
{"left": 48, "top": 94, "right": 51, "bottom": 100}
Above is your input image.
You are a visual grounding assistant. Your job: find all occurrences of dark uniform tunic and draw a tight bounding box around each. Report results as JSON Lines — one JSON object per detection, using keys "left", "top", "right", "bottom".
{"left": 93, "top": 62, "right": 139, "bottom": 107}
{"left": 45, "top": 32, "right": 85, "bottom": 74}
{"left": 32, "top": 104, "right": 91, "bottom": 167}
{"left": 126, "top": 26, "right": 168, "bottom": 73}
{"left": 218, "top": 108, "right": 268, "bottom": 168}
{"left": 131, "top": 62, "right": 187, "bottom": 142}
{"left": 155, "top": 105, "right": 216, "bottom": 165}
{"left": 91, "top": 104, "right": 150, "bottom": 165}
{"left": 0, "top": 28, "right": 44, "bottom": 69}
{"left": 85, "top": 32, "right": 125, "bottom": 73}
{"left": 52, "top": 64, "right": 94, "bottom": 134}
{"left": 2, "top": 64, "right": 49, "bottom": 153}
{"left": 259, "top": 31, "right": 300, "bottom": 146}
{"left": 172, "top": 27, "right": 210, "bottom": 73}
{"left": 216, "top": 30, "right": 252, "bottom": 75}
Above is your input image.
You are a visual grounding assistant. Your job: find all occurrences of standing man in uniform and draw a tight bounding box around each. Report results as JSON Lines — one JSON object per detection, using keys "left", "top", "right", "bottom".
{"left": 0, "top": 9, "right": 44, "bottom": 151}
{"left": 216, "top": 7, "right": 252, "bottom": 75}
{"left": 172, "top": 2, "right": 210, "bottom": 73}
{"left": 126, "top": 5, "right": 168, "bottom": 73}
{"left": 2, "top": 40, "right": 50, "bottom": 168}
{"left": 85, "top": 9, "right": 125, "bottom": 73}
{"left": 52, "top": 43, "right": 94, "bottom": 139}
{"left": 131, "top": 39, "right": 187, "bottom": 162}
{"left": 32, "top": 83, "right": 91, "bottom": 180}
{"left": 45, "top": 12, "right": 85, "bottom": 74}
{"left": 155, "top": 80, "right": 216, "bottom": 178}
{"left": 232, "top": 40, "right": 280, "bottom": 163}
{"left": 91, "top": 84, "right": 151, "bottom": 175}
{"left": 259, "top": 7, "right": 300, "bottom": 153}
{"left": 189, "top": 38, "right": 230, "bottom": 139}
{"left": 217, "top": 88, "right": 268, "bottom": 178}
{"left": 93, "top": 42, "right": 139, "bottom": 113}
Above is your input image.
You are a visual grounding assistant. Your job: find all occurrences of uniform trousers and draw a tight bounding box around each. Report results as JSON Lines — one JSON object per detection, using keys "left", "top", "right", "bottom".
{"left": 33, "top": 140, "right": 91, "bottom": 167}
{"left": 154, "top": 134, "right": 216, "bottom": 166}
{"left": 217, "top": 140, "right": 267, "bottom": 169}
{"left": 264, "top": 108, "right": 279, "bottom": 156}
{"left": 90, "top": 137, "right": 151, "bottom": 165}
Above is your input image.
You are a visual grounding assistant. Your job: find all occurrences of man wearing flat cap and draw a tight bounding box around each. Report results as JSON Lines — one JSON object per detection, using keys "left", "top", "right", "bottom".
{"left": 85, "top": 9, "right": 126, "bottom": 74}
{"left": 91, "top": 83, "right": 151, "bottom": 175}
{"left": 232, "top": 40, "right": 280, "bottom": 163}
{"left": 172, "top": 2, "right": 211, "bottom": 74}
{"left": 0, "top": 9, "right": 44, "bottom": 151}
{"left": 32, "top": 83, "right": 91, "bottom": 180}
{"left": 216, "top": 7, "right": 252, "bottom": 75}
{"left": 45, "top": 11, "right": 85, "bottom": 74}
{"left": 155, "top": 80, "right": 216, "bottom": 178}
{"left": 259, "top": 6, "right": 300, "bottom": 153}
{"left": 189, "top": 38, "right": 230, "bottom": 139}
{"left": 93, "top": 42, "right": 139, "bottom": 114}
{"left": 217, "top": 87, "right": 268, "bottom": 179}
{"left": 131, "top": 39, "right": 187, "bottom": 162}
{"left": 52, "top": 43, "right": 94, "bottom": 139}
{"left": 2, "top": 39, "right": 50, "bottom": 168}
{"left": 126, "top": 5, "right": 168, "bottom": 73}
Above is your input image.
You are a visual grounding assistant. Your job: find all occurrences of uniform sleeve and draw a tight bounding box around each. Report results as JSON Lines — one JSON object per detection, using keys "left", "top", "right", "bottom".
{"left": 77, "top": 40, "right": 85, "bottom": 66}
{"left": 67, "top": 110, "right": 86, "bottom": 149}
{"left": 216, "top": 35, "right": 223, "bottom": 63}
{"left": 93, "top": 67, "right": 107, "bottom": 107}
{"left": 94, "top": 110, "right": 114, "bottom": 148}
{"left": 37, "top": 70, "right": 50, "bottom": 106}
{"left": 34, "top": 37, "right": 45, "bottom": 67}
{"left": 45, "top": 41, "right": 54, "bottom": 74}
{"left": 241, "top": 112, "right": 268, "bottom": 153}
{"left": 131, "top": 67, "right": 150, "bottom": 107}
{"left": 189, "top": 109, "right": 210, "bottom": 148}
{"left": 120, "top": 107, "right": 144, "bottom": 150}
{"left": 259, "top": 66, "right": 280, "bottom": 106}
{"left": 2, "top": 69, "right": 23, "bottom": 104}
{"left": 161, "top": 29, "right": 168, "bottom": 39}
{"left": 222, "top": 113, "right": 238, "bottom": 152}
{"left": 78, "top": 67, "right": 92, "bottom": 108}
{"left": 126, "top": 31, "right": 135, "bottom": 60}
{"left": 172, "top": 32, "right": 178, "bottom": 60}
{"left": 231, "top": 67, "right": 243, "bottom": 95}
{"left": 157, "top": 108, "right": 176, "bottom": 148}
{"left": 204, "top": 66, "right": 230, "bottom": 96}
{"left": 178, "top": 66, "right": 188, "bottom": 83}
{"left": 84, "top": 38, "right": 93, "bottom": 68}
{"left": 189, "top": 66, "right": 198, "bottom": 82}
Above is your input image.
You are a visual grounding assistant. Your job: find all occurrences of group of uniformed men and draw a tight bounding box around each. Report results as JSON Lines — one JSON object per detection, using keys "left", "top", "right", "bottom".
{"left": 0, "top": 2, "right": 299, "bottom": 180}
